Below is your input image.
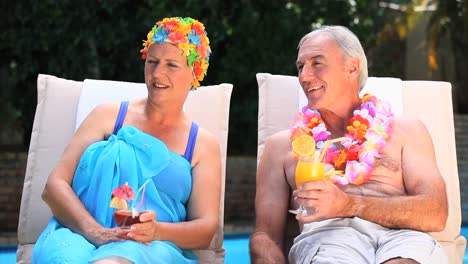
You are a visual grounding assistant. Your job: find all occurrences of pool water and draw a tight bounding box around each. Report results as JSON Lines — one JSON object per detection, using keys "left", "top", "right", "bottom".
{"left": 0, "top": 246, "right": 16, "bottom": 264}
{"left": 2, "top": 230, "right": 468, "bottom": 264}
{"left": 224, "top": 233, "right": 251, "bottom": 264}
{"left": 0, "top": 236, "right": 252, "bottom": 264}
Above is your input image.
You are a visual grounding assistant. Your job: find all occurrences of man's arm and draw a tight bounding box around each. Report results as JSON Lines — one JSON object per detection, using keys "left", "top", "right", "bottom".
{"left": 295, "top": 118, "right": 448, "bottom": 232}
{"left": 250, "top": 131, "right": 292, "bottom": 263}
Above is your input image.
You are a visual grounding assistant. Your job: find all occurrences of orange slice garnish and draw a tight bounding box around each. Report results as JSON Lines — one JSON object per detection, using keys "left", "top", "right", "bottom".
{"left": 291, "top": 134, "right": 316, "bottom": 157}
{"left": 109, "top": 197, "right": 128, "bottom": 210}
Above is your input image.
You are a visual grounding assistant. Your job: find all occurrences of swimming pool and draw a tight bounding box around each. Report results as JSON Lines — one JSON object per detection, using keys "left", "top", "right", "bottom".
{"left": 0, "top": 246, "right": 16, "bottom": 264}
{"left": 1, "top": 230, "right": 467, "bottom": 263}
{"left": 0, "top": 236, "right": 252, "bottom": 264}
{"left": 224, "top": 233, "right": 251, "bottom": 264}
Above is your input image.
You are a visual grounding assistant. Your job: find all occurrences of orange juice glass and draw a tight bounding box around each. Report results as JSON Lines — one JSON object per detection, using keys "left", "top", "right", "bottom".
{"left": 295, "top": 156, "right": 325, "bottom": 187}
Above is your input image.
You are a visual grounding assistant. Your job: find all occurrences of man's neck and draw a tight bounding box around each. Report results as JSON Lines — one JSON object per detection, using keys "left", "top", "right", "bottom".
{"left": 319, "top": 97, "right": 362, "bottom": 137}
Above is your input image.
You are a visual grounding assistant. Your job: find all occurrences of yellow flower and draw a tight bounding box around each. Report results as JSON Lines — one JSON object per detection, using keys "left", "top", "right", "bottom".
{"left": 178, "top": 43, "right": 191, "bottom": 57}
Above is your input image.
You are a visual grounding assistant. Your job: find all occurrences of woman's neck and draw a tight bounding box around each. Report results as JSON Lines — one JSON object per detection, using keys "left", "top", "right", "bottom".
{"left": 144, "top": 100, "right": 185, "bottom": 127}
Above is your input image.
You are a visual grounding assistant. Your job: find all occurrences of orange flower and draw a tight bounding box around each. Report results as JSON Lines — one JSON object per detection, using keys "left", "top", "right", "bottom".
{"left": 193, "top": 61, "right": 204, "bottom": 79}
{"left": 333, "top": 150, "right": 347, "bottom": 170}
{"left": 307, "top": 116, "right": 321, "bottom": 129}
{"left": 347, "top": 115, "right": 369, "bottom": 141}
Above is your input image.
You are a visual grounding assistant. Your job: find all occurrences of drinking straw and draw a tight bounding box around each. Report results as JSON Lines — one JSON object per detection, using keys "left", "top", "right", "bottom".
{"left": 318, "top": 137, "right": 347, "bottom": 162}
{"left": 130, "top": 179, "right": 150, "bottom": 211}
{"left": 136, "top": 183, "right": 147, "bottom": 209}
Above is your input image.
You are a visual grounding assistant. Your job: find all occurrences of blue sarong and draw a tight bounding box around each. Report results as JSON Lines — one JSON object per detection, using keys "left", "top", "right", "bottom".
{"left": 32, "top": 126, "right": 198, "bottom": 263}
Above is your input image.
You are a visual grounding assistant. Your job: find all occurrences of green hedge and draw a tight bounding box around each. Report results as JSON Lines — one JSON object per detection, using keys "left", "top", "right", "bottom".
{"left": 0, "top": 0, "right": 432, "bottom": 154}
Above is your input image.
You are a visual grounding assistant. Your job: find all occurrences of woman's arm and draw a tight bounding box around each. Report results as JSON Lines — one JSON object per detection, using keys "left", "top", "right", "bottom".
{"left": 42, "top": 103, "right": 123, "bottom": 246}
{"left": 129, "top": 127, "right": 222, "bottom": 249}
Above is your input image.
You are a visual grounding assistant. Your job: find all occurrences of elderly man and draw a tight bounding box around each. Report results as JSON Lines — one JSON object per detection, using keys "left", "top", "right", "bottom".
{"left": 250, "top": 25, "right": 448, "bottom": 264}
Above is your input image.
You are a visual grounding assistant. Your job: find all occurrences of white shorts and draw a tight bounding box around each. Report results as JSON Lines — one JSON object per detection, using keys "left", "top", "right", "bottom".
{"left": 288, "top": 217, "right": 448, "bottom": 264}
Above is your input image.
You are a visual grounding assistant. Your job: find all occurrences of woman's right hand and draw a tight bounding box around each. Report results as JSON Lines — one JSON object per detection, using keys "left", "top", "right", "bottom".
{"left": 126, "top": 210, "right": 158, "bottom": 244}
{"left": 85, "top": 226, "right": 129, "bottom": 247}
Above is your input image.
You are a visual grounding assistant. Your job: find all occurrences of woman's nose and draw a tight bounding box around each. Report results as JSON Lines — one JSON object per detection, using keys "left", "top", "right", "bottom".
{"left": 152, "top": 66, "right": 161, "bottom": 76}
{"left": 150, "top": 63, "right": 165, "bottom": 77}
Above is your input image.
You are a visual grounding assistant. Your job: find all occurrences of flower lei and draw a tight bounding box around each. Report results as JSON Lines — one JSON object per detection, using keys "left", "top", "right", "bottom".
{"left": 290, "top": 93, "right": 394, "bottom": 185}
{"left": 140, "top": 17, "right": 211, "bottom": 88}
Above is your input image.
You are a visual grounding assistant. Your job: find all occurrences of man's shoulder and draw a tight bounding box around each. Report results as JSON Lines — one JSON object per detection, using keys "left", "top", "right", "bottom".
{"left": 264, "top": 129, "right": 291, "bottom": 149}
{"left": 391, "top": 115, "right": 425, "bottom": 130}
{"left": 267, "top": 129, "right": 291, "bottom": 141}
{"left": 391, "top": 115, "right": 430, "bottom": 142}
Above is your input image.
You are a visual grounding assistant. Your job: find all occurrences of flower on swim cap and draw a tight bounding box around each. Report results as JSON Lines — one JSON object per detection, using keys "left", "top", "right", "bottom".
{"left": 140, "top": 17, "right": 211, "bottom": 88}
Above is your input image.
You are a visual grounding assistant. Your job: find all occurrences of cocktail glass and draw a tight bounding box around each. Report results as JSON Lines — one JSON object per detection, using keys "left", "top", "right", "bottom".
{"left": 289, "top": 156, "right": 325, "bottom": 216}
{"left": 113, "top": 209, "right": 143, "bottom": 229}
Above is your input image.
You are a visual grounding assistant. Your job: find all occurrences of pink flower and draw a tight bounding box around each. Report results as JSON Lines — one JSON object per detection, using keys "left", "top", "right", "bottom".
{"left": 331, "top": 175, "right": 349, "bottom": 185}
{"left": 359, "top": 148, "right": 379, "bottom": 165}
{"left": 291, "top": 93, "right": 393, "bottom": 186}
{"left": 345, "top": 161, "right": 372, "bottom": 185}
{"left": 312, "top": 123, "right": 330, "bottom": 141}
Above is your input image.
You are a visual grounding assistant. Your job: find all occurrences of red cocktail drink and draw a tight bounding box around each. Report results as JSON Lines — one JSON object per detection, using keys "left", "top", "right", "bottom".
{"left": 113, "top": 210, "right": 142, "bottom": 229}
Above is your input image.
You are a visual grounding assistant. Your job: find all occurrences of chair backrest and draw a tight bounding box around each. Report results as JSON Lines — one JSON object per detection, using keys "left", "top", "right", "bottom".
{"left": 17, "top": 74, "right": 233, "bottom": 264}
{"left": 256, "top": 73, "right": 466, "bottom": 263}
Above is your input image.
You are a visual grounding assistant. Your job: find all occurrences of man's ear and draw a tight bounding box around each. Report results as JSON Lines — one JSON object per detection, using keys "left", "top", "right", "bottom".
{"left": 347, "top": 57, "right": 360, "bottom": 81}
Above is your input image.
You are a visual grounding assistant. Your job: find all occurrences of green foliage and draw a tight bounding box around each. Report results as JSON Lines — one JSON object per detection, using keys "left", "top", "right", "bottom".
{"left": 427, "top": 0, "right": 468, "bottom": 113}
{"left": 0, "top": 0, "right": 426, "bottom": 154}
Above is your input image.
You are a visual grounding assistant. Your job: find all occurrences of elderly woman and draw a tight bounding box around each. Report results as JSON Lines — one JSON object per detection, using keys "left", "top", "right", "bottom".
{"left": 32, "top": 17, "right": 221, "bottom": 263}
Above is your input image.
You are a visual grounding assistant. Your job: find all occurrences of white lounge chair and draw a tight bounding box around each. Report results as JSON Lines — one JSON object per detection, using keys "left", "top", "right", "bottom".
{"left": 17, "top": 74, "right": 233, "bottom": 264}
{"left": 256, "top": 73, "right": 467, "bottom": 264}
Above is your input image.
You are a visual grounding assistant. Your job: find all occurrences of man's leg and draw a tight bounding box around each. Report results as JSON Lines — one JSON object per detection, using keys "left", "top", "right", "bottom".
{"left": 376, "top": 229, "right": 448, "bottom": 264}
{"left": 289, "top": 226, "right": 375, "bottom": 264}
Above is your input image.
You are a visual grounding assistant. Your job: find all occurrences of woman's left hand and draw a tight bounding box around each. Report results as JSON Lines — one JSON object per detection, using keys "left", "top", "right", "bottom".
{"left": 126, "top": 210, "right": 158, "bottom": 245}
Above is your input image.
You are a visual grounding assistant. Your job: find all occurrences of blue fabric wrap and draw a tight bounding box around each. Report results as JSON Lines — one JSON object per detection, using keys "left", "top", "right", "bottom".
{"left": 32, "top": 126, "right": 198, "bottom": 263}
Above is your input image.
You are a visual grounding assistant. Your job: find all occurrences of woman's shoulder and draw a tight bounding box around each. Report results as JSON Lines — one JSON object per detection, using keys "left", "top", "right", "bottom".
{"left": 188, "top": 123, "right": 221, "bottom": 169}
{"left": 89, "top": 100, "right": 145, "bottom": 123}
{"left": 78, "top": 101, "right": 127, "bottom": 135}
{"left": 89, "top": 101, "right": 123, "bottom": 117}
{"left": 195, "top": 125, "right": 220, "bottom": 149}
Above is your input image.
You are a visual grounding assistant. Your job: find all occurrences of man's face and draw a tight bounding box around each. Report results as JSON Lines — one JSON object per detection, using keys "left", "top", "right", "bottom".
{"left": 296, "top": 34, "right": 358, "bottom": 111}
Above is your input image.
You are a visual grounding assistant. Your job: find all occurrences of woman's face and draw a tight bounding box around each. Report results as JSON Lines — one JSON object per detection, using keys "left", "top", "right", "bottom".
{"left": 144, "top": 42, "right": 193, "bottom": 102}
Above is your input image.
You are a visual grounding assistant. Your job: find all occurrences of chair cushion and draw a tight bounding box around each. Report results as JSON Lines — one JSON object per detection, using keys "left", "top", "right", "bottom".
{"left": 76, "top": 79, "right": 148, "bottom": 129}
{"left": 18, "top": 74, "right": 82, "bottom": 244}
{"left": 401, "top": 81, "right": 462, "bottom": 241}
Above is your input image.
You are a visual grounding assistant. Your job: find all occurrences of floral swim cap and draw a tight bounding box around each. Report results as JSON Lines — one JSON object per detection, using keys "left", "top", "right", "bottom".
{"left": 140, "top": 17, "right": 211, "bottom": 88}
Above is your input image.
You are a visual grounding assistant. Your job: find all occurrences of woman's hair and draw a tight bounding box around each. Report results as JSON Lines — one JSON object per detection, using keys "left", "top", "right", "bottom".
{"left": 140, "top": 17, "right": 211, "bottom": 88}
{"left": 298, "top": 25, "right": 368, "bottom": 91}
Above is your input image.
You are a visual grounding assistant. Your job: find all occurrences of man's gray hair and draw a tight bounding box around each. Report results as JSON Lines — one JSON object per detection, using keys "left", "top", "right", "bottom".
{"left": 298, "top": 25, "right": 368, "bottom": 91}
